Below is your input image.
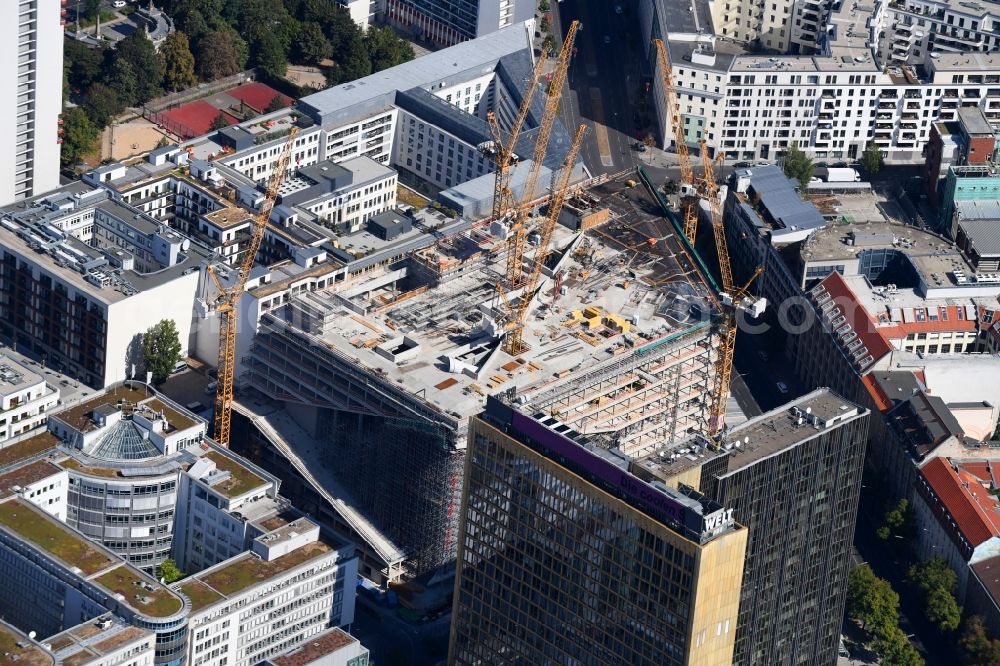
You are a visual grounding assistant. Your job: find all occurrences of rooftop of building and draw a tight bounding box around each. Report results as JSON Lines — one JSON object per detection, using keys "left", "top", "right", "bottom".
{"left": 0, "top": 432, "right": 60, "bottom": 470}
{"left": 296, "top": 23, "right": 532, "bottom": 126}
{"left": 201, "top": 450, "right": 268, "bottom": 498}
{"left": 278, "top": 156, "right": 395, "bottom": 209}
{"left": 0, "top": 186, "right": 209, "bottom": 304}
{"left": 92, "top": 565, "right": 184, "bottom": 618}
{"left": 891, "top": 389, "right": 965, "bottom": 456}
{"left": 959, "top": 106, "right": 994, "bottom": 136}
{"left": 657, "top": 0, "right": 714, "bottom": 36}
{"left": 920, "top": 456, "right": 1000, "bottom": 547}
{"left": 892, "top": 353, "right": 1000, "bottom": 409}
{"left": 270, "top": 628, "right": 360, "bottom": 666}
{"left": 718, "top": 389, "right": 867, "bottom": 471}
{"left": 0, "top": 498, "right": 114, "bottom": 575}
{"left": 0, "top": 622, "right": 53, "bottom": 666}
{"left": 731, "top": 165, "right": 826, "bottom": 238}
{"left": 0, "top": 460, "right": 63, "bottom": 498}
{"left": 47, "top": 620, "right": 149, "bottom": 665}
{"left": 971, "top": 555, "right": 1000, "bottom": 610}
{"left": 0, "top": 500, "right": 185, "bottom": 619}
{"left": 957, "top": 214, "right": 1000, "bottom": 258}
{"left": 184, "top": 539, "right": 333, "bottom": 603}
{"left": 0, "top": 356, "right": 44, "bottom": 398}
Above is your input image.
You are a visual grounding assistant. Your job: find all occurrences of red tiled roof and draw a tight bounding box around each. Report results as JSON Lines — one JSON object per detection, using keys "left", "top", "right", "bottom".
{"left": 812, "top": 272, "right": 895, "bottom": 371}
{"left": 920, "top": 457, "right": 1000, "bottom": 549}
{"left": 861, "top": 374, "right": 893, "bottom": 412}
{"left": 228, "top": 83, "right": 292, "bottom": 113}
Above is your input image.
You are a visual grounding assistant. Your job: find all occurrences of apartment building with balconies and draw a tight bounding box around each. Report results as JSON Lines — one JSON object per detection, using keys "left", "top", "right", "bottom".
{"left": 0, "top": 354, "right": 60, "bottom": 444}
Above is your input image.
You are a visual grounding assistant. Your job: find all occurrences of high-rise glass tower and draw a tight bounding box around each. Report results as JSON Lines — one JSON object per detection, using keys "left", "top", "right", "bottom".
{"left": 449, "top": 397, "right": 749, "bottom": 666}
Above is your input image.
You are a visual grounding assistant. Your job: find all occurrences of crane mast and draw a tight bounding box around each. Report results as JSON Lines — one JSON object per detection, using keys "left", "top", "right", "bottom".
{"left": 654, "top": 38, "right": 700, "bottom": 243}
{"left": 503, "top": 20, "right": 580, "bottom": 291}
{"left": 698, "top": 138, "right": 764, "bottom": 436}
{"left": 208, "top": 127, "right": 299, "bottom": 447}
{"left": 503, "top": 124, "right": 587, "bottom": 356}
{"left": 487, "top": 52, "right": 550, "bottom": 227}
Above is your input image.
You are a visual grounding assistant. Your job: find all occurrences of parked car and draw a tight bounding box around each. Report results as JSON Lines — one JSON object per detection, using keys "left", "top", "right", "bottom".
{"left": 113, "top": 1, "right": 126, "bottom": 8}
{"left": 758, "top": 350, "right": 769, "bottom": 362}
{"left": 776, "top": 381, "right": 789, "bottom": 394}
{"left": 604, "top": 35, "right": 612, "bottom": 44}
{"left": 205, "top": 380, "right": 218, "bottom": 395}
{"left": 615, "top": 4, "right": 623, "bottom": 13}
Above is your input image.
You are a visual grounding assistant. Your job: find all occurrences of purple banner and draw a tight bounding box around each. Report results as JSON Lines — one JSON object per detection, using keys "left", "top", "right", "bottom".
{"left": 510, "top": 412, "right": 687, "bottom": 526}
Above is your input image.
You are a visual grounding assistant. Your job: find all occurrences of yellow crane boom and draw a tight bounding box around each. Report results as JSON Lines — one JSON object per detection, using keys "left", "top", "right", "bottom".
{"left": 503, "top": 123, "right": 587, "bottom": 356}
{"left": 697, "top": 138, "right": 763, "bottom": 435}
{"left": 208, "top": 127, "right": 299, "bottom": 447}
{"left": 504, "top": 20, "right": 580, "bottom": 291}
{"left": 487, "top": 52, "right": 549, "bottom": 226}
{"left": 654, "top": 38, "right": 700, "bottom": 242}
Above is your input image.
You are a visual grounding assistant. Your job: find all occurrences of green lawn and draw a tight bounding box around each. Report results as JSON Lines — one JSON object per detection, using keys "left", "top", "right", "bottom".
{"left": 200, "top": 542, "right": 330, "bottom": 596}
{"left": 0, "top": 500, "right": 113, "bottom": 575}
{"left": 178, "top": 580, "right": 224, "bottom": 612}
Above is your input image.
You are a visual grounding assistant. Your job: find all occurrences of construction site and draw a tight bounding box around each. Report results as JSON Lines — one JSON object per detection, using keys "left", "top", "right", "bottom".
{"left": 242, "top": 173, "right": 725, "bottom": 582}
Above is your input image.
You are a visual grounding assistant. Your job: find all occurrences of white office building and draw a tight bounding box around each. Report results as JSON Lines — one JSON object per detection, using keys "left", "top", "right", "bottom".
{"left": 0, "top": 0, "right": 63, "bottom": 205}
{"left": 0, "top": 355, "right": 60, "bottom": 444}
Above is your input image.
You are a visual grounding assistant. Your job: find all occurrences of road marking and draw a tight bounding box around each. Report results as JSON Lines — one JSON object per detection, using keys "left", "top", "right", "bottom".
{"left": 589, "top": 88, "right": 613, "bottom": 167}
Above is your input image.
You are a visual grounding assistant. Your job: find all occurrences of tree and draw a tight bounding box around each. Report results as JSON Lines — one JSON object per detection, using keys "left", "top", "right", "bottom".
{"left": 295, "top": 21, "right": 331, "bottom": 65}
{"left": 265, "top": 94, "right": 287, "bottom": 113}
{"left": 61, "top": 108, "right": 100, "bottom": 166}
{"left": 538, "top": 0, "right": 549, "bottom": 11}
{"left": 539, "top": 15, "right": 551, "bottom": 32}
{"left": 782, "top": 143, "right": 814, "bottom": 189}
{"left": 959, "top": 616, "right": 1000, "bottom": 666}
{"left": 907, "top": 558, "right": 961, "bottom": 632}
{"left": 877, "top": 626, "right": 925, "bottom": 666}
{"left": 329, "top": 30, "right": 371, "bottom": 84}
{"left": 365, "top": 26, "right": 414, "bottom": 72}
{"left": 64, "top": 38, "right": 107, "bottom": 92}
{"left": 160, "top": 31, "right": 198, "bottom": 91}
{"left": 878, "top": 498, "right": 914, "bottom": 542}
{"left": 847, "top": 565, "right": 900, "bottom": 640}
{"left": 114, "top": 31, "right": 164, "bottom": 104}
{"left": 253, "top": 32, "right": 289, "bottom": 79}
{"left": 209, "top": 112, "right": 231, "bottom": 131}
{"left": 107, "top": 57, "right": 140, "bottom": 108}
{"left": 84, "top": 0, "right": 101, "bottom": 20}
{"left": 83, "top": 83, "right": 123, "bottom": 127}
{"left": 156, "top": 136, "right": 171, "bottom": 149}
{"left": 861, "top": 141, "right": 885, "bottom": 175}
{"left": 195, "top": 31, "right": 243, "bottom": 80}
{"left": 141, "top": 319, "right": 183, "bottom": 386}
{"left": 664, "top": 179, "right": 680, "bottom": 195}
{"left": 156, "top": 558, "right": 185, "bottom": 583}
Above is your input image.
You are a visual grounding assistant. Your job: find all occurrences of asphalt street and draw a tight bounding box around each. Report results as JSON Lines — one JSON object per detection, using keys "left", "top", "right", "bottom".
{"left": 553, "top": 0, "right": 644, "bottom": 176}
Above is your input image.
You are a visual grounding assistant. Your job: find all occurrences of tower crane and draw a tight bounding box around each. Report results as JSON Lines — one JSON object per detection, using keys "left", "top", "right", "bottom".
{"left": 654, "top": 38, "right": 700, "bottom": 243}
{"left": 502, "top": 123, "right": 587, "bottom": 356}
{"left": 502, "top": 20, "right": 580, "bottom": 291}
{"left": 487, "top": 52, "right": 550, "bottom": 229}
{"left": 698, "top": 139, "right": 765, "bottom": 436}
{"left": 207, "top": 127, "right": 299, "bottom": 447}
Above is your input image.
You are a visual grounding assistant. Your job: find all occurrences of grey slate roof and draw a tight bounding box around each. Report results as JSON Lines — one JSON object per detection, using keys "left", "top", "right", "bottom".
{"left": 959, "top": 218, "right": 1000, "bottom": 256}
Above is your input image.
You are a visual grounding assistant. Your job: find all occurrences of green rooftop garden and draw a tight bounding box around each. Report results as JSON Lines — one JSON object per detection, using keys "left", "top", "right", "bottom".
{"left": 94, "top": 566, "right": 183, "bottom": 618}
{"left": 58, "top": 459, "right": 121, "bottom": 478}
{"left": 0, "top": 432, "right": 59, "bottom": 469}
{"left": 0, "top": 500, "right": 113, "bottom": 575}
{"left": 200, "top": 541, "right": 331, "bottom": 596}
{"left": 0, "top": 625, "right": 51, "bottom": 666}
{"left": 178, "top": 580, "right": 224, "bottom": 612}
{"left": 204, "top": 451, "right": 267, "bottom": 498}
